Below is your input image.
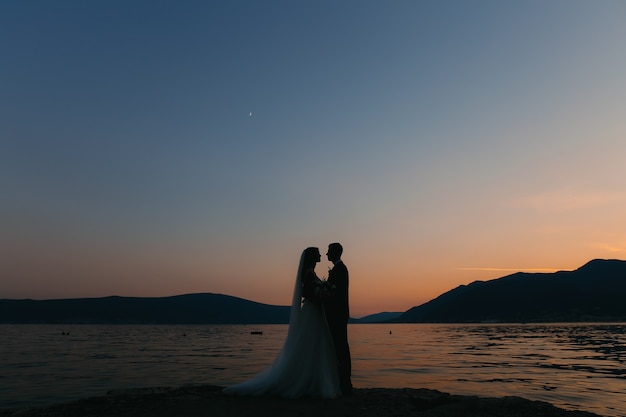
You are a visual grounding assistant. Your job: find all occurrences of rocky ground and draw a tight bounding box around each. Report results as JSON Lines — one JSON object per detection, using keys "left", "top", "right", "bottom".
{"left": 0, "top": 384, "right": 603, "bottom": 417}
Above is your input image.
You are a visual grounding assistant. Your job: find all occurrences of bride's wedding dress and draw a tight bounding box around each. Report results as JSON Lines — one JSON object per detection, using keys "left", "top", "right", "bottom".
{"left": 223, "top": 251, "right": 341, "bottom": 398}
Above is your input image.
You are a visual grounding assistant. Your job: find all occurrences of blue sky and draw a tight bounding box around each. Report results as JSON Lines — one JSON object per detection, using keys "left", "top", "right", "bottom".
{"left": 2, "top": 1, "right": 625, "bottom": 316}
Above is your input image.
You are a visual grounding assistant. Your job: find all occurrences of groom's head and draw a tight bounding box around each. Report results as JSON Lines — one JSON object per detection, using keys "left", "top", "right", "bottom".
{"left": 326, "top": 243, "right": 343, "bottom": 263}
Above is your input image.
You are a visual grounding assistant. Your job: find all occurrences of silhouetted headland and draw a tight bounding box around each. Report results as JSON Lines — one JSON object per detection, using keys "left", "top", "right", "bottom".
{"left": 396, "top": 259, "right": 626, "bottom": 323}
{"left": 0, "top": 293, "right": 290, "bottom": 324}
{"left": 1, "top": 259, "right": 624, "bottom": 324}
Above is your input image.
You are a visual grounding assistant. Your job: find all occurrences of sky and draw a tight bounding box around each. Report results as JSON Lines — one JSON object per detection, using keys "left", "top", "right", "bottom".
{"left": 1, "top": 1, "right": 625, "bottom": 317}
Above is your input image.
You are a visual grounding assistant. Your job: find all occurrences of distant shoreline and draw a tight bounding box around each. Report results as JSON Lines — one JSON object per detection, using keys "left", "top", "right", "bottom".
{"left": 3, "top": 260, "right": 626, "bottom": 324}
{"left": 0, "top": 384, "right": 605, "bottom": 417}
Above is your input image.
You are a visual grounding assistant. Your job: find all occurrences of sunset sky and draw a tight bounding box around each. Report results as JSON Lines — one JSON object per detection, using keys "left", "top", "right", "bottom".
{"left": 2, "top": 1, "right": 625, "bottom": 317}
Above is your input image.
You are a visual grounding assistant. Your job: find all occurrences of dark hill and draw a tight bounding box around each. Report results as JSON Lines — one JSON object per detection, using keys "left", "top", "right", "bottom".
{"left": 396, "top": 259, "right": 626, "bottom": 323}
{"left": 357, "top": 311, "right": 404, "bottom": 323}
{"left": 0, "top": 293, "right": 290, "bottom": 324}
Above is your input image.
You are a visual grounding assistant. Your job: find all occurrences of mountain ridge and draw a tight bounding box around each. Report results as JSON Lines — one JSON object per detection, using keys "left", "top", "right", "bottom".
{"left": 395, "top": 258, "right": 626, "bottom": 323}
{"left": 2, "top": 259, "right": 625, "bottom": 324}
{"left": 0, "top": 293, "right": 290, "bottom": 324}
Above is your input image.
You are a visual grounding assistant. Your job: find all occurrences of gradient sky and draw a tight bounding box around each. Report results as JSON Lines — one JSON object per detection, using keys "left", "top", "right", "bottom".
{"left": 2, "top": 1, "right": 625, "bottom": 317}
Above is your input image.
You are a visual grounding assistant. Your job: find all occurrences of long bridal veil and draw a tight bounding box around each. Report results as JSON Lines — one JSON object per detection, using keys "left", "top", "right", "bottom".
{"left": 223, "top": 249, "right": 340, "bottom": 398}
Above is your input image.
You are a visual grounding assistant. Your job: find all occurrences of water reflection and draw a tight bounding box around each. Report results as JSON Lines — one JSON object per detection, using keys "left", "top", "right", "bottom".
{"left": 349, "top": 324, "right": 625, "bottom": 417}
{"left": 1, "top": 323, "right": 624, "bottom": 417}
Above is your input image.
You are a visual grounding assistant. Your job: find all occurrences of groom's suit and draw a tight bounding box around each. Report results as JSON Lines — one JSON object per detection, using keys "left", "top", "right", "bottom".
{"left": 325, "top": 260, "right": 352, "bottom": 395}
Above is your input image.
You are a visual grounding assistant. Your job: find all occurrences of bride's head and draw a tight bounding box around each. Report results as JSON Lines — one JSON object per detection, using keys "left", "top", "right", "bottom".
{"left": 302, "top": 247, "right": 321, "bottom": 269}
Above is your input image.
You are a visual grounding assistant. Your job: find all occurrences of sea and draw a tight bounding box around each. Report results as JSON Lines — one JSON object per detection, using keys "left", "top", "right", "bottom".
{"left": 1, "top": 323, "right": 624, "bottom": 417}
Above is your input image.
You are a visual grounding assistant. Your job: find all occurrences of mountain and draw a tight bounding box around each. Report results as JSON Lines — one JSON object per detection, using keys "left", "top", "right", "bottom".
{"left": 396, "top": 259, "right": 626, "bottom": 323}
{"left": 0, "top": 293, "right": 290, "bottom": 324}
{"left": 3, "top": 259, "right": 624, "bottom": 324}
{"left": 357, "top": 311, "right": 404, "bottom": 323}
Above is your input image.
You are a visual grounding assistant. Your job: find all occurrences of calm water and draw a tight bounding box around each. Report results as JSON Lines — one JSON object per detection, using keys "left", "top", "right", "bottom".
{"left": 1, "top": 323, "right": 625, "bottom": 416}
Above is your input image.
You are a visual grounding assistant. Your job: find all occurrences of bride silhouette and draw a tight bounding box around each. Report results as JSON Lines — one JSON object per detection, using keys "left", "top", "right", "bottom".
{"left": 223, "top": 247, "right": 341, "bottom": 398}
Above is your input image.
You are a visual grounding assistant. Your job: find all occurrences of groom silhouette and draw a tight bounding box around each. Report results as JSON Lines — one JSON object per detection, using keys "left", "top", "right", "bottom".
{"left": 325, "top": 242, "right": 353, "bottom": 396}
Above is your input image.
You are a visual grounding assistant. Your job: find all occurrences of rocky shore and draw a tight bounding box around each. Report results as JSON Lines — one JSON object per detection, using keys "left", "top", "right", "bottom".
{"left": 0, "top": 384, "right": 603, "bottom": 417}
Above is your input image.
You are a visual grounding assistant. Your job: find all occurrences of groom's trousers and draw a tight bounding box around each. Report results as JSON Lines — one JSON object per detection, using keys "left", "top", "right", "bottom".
{"left": 328, "top": 320, "right": 352, "bottom": 394}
